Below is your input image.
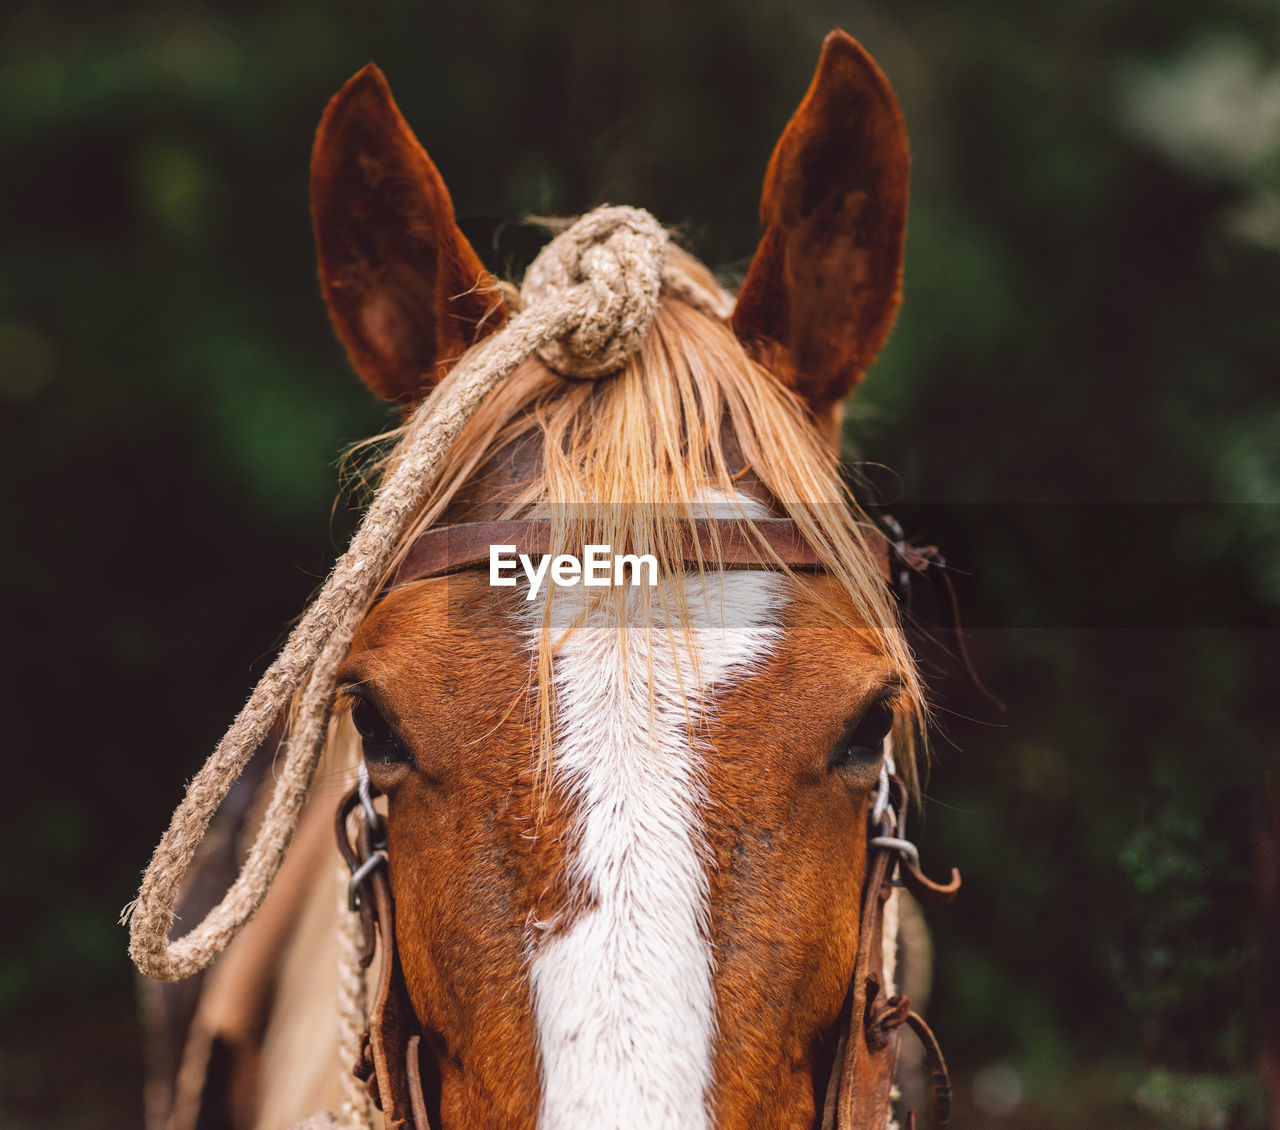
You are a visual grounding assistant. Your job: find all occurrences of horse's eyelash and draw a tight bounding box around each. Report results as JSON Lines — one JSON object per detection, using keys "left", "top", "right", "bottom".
{"left": 335, "top": 687, "right": 363, "bottom": 715}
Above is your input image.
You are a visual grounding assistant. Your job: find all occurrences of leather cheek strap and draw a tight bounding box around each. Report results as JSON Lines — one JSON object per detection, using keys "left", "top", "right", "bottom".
{"left": 821, "top": 778, "right": 957, "bottom": 1130}
{"left": 338, "top": 793, "right": 433, "bottom": 1130}
{"left": 360, "top": 866, "right": 428, "bottom": 1130}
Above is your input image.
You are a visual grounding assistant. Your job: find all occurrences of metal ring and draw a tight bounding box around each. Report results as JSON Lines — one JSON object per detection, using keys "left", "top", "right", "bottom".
{"left": 868, "top": 835, "right": 921, "bottom": 870}
{"left": 870, "top": 760, "right": 892, "bottom": 827}
{"left": 347, "top": 851, "right": 387, "bottom": 912}
{"left": 357, "top": 762, "right": 385, "bottom": 846}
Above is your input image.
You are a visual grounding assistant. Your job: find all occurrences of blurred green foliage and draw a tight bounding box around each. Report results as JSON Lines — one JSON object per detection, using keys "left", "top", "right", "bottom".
{"left": 1, "top": 0, "right": 1277, "bottom": 1126}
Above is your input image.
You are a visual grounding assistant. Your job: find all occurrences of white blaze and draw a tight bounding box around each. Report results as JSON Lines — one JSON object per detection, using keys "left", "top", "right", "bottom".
{"left": 528, "top": 570, "right": 785, "bottom": 1130}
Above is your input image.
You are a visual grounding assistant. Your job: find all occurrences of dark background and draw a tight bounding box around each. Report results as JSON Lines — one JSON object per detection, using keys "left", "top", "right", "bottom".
{"left": 2, "top": 1, "right": 1277, "bottom": 1127}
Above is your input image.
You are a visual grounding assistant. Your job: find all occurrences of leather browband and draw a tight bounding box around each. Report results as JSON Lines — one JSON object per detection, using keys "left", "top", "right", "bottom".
{"left": 387, "top": 517, "right": 901, "bottom": 592}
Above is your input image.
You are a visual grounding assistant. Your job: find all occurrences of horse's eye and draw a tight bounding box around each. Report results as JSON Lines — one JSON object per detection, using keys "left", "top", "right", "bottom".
{"left": 349, "top": 695, "right": 409, "bottom": 763}
{"left": 828, "top": 699, "right": 894, "bottom": 771}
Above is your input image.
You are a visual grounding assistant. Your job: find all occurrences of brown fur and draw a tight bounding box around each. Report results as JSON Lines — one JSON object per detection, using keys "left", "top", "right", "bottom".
{"left": 703, "top": 583, "right": 896, "bottom": 1128}
{"left": 338, "top": 576, "right": 573, "bottom": 1129}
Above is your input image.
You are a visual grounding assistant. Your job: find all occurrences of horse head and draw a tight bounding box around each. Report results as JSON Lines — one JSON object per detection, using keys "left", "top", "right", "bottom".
{"left": 310, "top": 29, "right": 924, "bottom": 1130}
{"left": 131, "top": 29, "right": 954, "bottom": 1130}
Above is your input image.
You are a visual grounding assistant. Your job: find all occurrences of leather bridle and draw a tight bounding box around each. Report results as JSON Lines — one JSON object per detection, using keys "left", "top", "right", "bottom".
{"left": 334, "top": 516, "right": 961, "bottom": 1130}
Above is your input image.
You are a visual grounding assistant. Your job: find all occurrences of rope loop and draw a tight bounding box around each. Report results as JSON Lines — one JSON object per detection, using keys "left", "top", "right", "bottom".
{"left": 523, "top": 206, "right": 669, "bottom": 379}
{"left": 125, "top": 203, "right": 711, "bottom": 986}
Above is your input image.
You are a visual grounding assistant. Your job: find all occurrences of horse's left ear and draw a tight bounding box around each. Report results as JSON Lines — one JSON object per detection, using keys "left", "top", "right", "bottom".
{"left": 732, "top": 31, "right": 909, "bottom": 434}
{"left": 311, "top": 64, "right": 505, "bottom": 404}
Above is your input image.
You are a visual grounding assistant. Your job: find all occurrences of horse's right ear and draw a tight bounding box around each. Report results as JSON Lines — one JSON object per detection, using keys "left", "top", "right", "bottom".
{"left": 732, "top": 31, "right": 909, "bottom": 439}
{"left": 311, "top": 64, "right": 505, "bottom": 405}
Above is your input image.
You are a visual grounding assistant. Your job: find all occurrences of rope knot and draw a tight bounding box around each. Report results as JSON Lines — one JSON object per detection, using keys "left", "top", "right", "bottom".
{"left": 522, "top": 205, "right": 669, "bottom": 379}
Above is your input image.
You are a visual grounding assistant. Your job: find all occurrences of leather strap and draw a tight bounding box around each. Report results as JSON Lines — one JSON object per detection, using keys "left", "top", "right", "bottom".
{"left": 362, "top": 866, "right": 425, "bottom": 1129}
{"left": 387, "top": 517, "right": 903, "bottom": 591}
{"left": 831, "top": 845, "right": 899, "bottom": 1129}
{"left": 337, "top": 790, "right": 431, "bottom": 1130}
{"left": 824, "top": 774, "right": 957, "bottom": 1130}
{"left": 905, "top": 1009, "right": 953, "bottom": 1128}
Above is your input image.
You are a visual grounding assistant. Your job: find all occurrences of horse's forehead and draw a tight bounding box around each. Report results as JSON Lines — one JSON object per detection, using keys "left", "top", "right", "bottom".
{"left": 717, "top": 587, "right": 894, "bottom": 728}
{"left": 347, "top": 572, "right": 890, "bottom": 720}
{"left": 348, "top": 575, "right": 522, "bottom": 661}
{"left": 341, "top": 577, "right": 529, "bottom": 718}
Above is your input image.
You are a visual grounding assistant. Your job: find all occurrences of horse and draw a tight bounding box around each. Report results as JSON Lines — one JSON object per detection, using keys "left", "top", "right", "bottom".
{"left": 131, "top": 28, "right": 959, "bottom": 1130}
